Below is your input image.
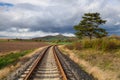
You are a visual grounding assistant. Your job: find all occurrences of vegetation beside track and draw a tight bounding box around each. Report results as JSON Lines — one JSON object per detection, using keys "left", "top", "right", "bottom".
{"left": 0, "top": 46, "right": 46, "bottom": 79}
{"left": 64, "top": 36, "right": 120, "bottom": 80}
{"left": 0, "top": 50, "right": 33, "bottom": 69}
{"left": 66, "top": 37, "right": 120, "bottom": 51}
{"left": 48, "top": 41, "right": 72, "bottom": 45}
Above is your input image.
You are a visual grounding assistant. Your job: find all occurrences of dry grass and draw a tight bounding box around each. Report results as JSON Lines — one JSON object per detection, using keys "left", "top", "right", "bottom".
{"left": 0, "top": 46, "right": 47, "bottom": 79}
{"left": 59, "top": 45, "right": 120, "bottom": 80}
{"left": 66, "top": 38, "right": 120, "bottom": 51}
{"left": 0, "top": 63, "right": 20, "bottom": 80}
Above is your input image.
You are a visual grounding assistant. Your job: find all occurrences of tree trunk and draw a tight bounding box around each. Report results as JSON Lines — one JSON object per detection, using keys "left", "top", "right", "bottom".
{"left": 89, "top": 35, "right": 92, "bottom": 40}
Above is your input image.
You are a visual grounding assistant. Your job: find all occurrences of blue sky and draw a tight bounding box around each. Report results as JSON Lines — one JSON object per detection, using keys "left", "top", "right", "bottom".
{"left": 0, "top": 2, "right": 13, "bottom": 7}
{"left": 0, "top": 0, "right": 120, "bottom": 38}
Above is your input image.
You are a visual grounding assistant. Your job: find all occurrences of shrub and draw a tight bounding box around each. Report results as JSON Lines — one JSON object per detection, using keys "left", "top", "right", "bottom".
{"left": 65, "top": 44, "right": 74, "bottom": 50}
{"left": 65, "top": 41, "right": 82, "bottom": 50}
{"left": 73, "top": 42, "right": 82, "bottom": 50}
{"left": 81, "top": 39, "right": 92, "bottom": 48}
{"left": 98, "top": 38, "right": 119, "bottom": 51}
{"left": 66, "top": 37, "right": 120, "bottom": 51}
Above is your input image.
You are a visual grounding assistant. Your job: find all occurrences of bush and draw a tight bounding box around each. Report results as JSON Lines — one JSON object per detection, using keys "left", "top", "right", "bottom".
{"left": 65, "top": 44, "right": 74, "bottom": 50}
{"left": 81, "top": 39, "right": 92, "bottom": 48}
{"left": 96, "top": 38, "right": 119, "bottom": 51}
{"left": 73, "top": 42, "right": 82, "bottom": 50}
{"left": 66, "top": 37, "right": 120, "bottom": 51}
{"left": 65, "top": 41, "right": 82, "bottom": 50}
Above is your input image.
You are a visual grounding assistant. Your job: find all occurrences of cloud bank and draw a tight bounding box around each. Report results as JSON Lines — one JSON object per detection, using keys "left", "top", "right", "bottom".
{"left": 0, "top": 0, "right": 120, "bottom": 38}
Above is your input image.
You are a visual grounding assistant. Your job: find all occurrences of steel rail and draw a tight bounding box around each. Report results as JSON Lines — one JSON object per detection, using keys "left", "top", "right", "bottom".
{"left": 20, "top": 45, "right": 67, "bottom": 80}
{"left": 53, "top": 46, "right": 67, "bottom": 80}
{"left": 23, "top": 46, "right": 51, "bottom": 80}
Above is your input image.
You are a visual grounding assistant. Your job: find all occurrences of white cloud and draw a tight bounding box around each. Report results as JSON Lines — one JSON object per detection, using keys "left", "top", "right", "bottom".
{"left": 118, "top": 14, "right": 120, "bottom": 17}
{"left": 62, "top": 33, "right": 75, "bottom": 37}
{"left": 0, "top": 0, "right": 120, "bottom": 38}
{"left": 115, "top": 22, "right": 120, "bottom": 26}
{"left": 0, "top": 30, "right": 74, "bottom": 39}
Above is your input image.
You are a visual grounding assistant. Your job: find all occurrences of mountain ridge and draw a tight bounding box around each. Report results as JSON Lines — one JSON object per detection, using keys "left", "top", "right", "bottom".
{"left": 32, "top": 34, "right": 76, "bottom": 41}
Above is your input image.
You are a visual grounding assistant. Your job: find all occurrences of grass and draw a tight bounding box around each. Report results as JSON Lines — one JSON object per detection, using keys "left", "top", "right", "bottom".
{"left": 0, "top": 39, "right": 9, "bottom": 42}
{"left": 66, "top": 37, "right": 120, "bottom": 51}
{"left": 0, "top": 50, "right": 33, "bottom": 69}
{"left": 0, "top": 46, "right": 46, "bottom": 79}
{"left": 64, "top": 37, "right": 120, "bottom": 80}
{"left": 65, "top": 37, "right": 120, "bottom": 70}
{"left": 48, "top": 41, "right": 72, "bottom": 45}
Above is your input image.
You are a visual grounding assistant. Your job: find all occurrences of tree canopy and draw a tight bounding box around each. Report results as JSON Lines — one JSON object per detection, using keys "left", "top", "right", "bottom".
{"left": 74, "top": 13, "right": 108, "bottom": 40}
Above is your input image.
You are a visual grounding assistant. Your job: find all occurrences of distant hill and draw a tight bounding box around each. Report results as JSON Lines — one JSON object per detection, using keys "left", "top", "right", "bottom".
{"left": 109, "top": 34, "right": 120, "bottom": 40}
{"left": 32, "top": 34, "right": 76, "bottom": 42}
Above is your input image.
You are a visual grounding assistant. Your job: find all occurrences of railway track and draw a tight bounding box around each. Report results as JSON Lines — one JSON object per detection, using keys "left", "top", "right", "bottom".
{"left": 18, "top": 46, "right": 67, "bottom": 80}
{"left": 16, "top": 45, "right": 94, "bottom": 80}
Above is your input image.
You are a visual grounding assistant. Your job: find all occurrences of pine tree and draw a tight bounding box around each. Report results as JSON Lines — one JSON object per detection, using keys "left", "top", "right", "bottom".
{"left": 74, "top": 13, "right": 108, "bottom": 40}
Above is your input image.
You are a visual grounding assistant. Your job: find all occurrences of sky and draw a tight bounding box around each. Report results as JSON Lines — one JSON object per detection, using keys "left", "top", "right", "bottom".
{"left": 0, "top": 0, "right": 120, "bottom": 38}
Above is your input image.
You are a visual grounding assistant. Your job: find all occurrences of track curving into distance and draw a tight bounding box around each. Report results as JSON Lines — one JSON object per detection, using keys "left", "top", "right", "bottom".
{"left": 18, "top": 46, "right": 67, "bottom": 80}
{"left": 18, "top": 46, "right": 94, "bottom": 80}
